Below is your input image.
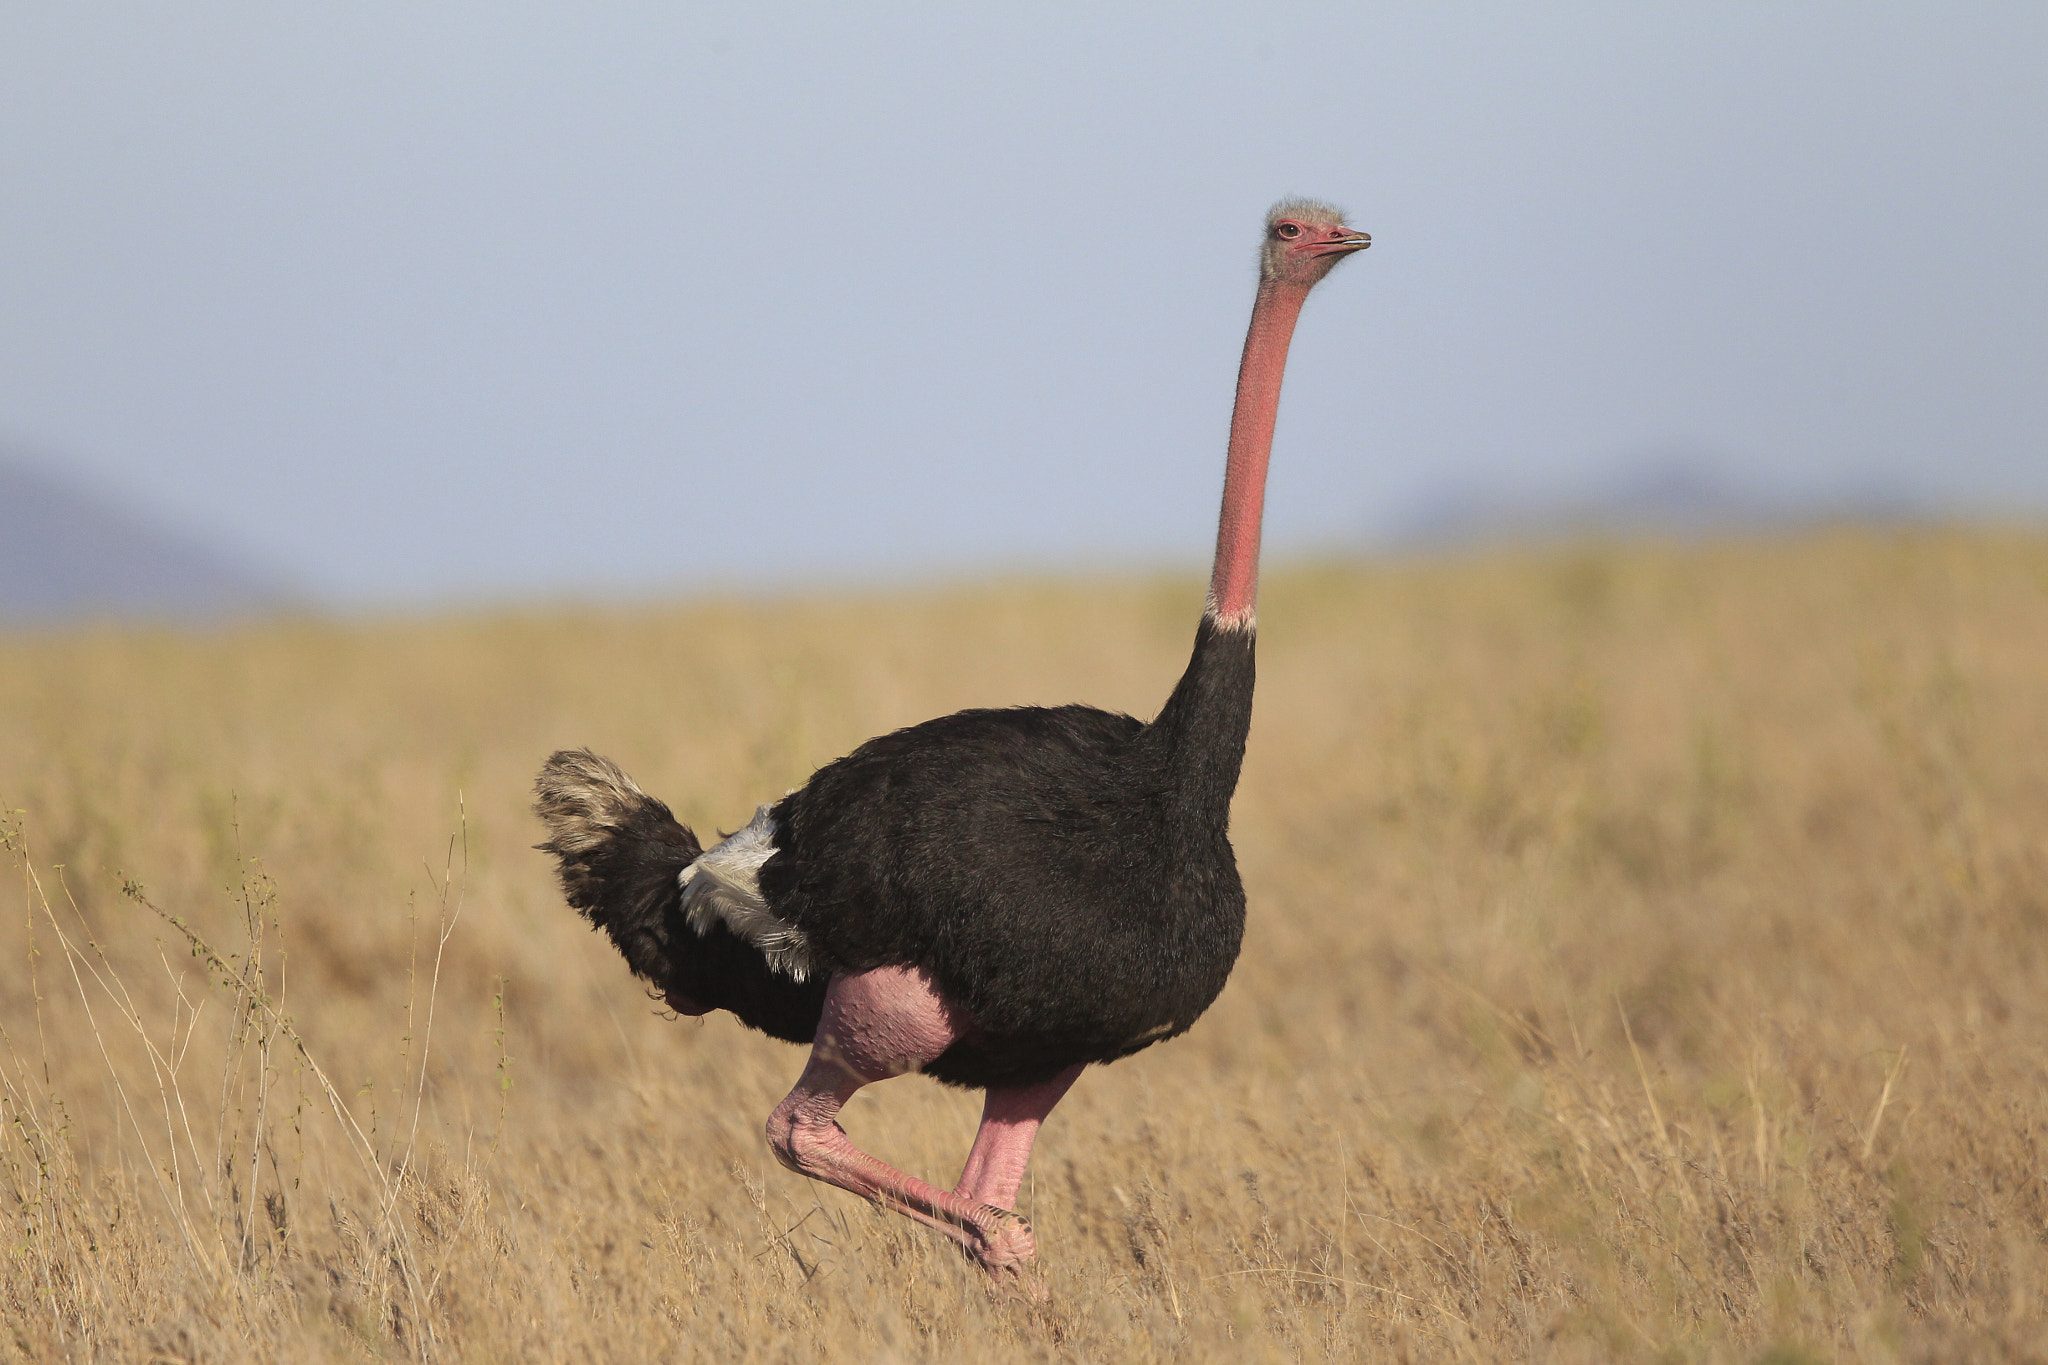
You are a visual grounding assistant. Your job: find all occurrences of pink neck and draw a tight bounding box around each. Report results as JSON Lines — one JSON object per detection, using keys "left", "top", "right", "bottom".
{"left": 1205, "top": 278, "right": 1310, "bottom": 630}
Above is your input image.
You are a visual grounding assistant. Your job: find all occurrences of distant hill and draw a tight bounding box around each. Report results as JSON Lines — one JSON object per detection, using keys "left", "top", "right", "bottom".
{"left": 1392, "top": 458, "right": 1929, "bottom": 549}
{"left": 1, "top": 459, "right": 302, "bottom": 625}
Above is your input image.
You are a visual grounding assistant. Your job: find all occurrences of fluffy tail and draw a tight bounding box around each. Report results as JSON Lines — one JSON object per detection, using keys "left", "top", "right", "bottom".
{"left": 534, "top": 748, "right": 702, "bottom": 988}
{"left": 534, "top": 747, "right": 830, "bottom": 1044}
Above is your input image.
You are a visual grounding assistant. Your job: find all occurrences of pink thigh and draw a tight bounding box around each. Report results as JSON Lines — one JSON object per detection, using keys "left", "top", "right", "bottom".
{"left": 810, "top": 964, "right": 967, "bottom": 1079}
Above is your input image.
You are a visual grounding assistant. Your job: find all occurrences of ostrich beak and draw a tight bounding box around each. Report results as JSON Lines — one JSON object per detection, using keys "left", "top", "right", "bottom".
{"left": 1329, "top": 231, "right": 1372, "bottom": 252}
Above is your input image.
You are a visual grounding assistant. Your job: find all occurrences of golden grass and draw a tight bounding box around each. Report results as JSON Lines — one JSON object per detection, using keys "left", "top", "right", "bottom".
{"left": 3, "top": 528, "right": 2047, "bottom": 1362}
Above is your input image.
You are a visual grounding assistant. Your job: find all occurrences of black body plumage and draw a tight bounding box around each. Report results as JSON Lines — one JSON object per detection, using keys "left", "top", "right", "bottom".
{"left": 536, "top": 616, "right": 1255, "bottom": 1088}
{"left": 767, "top": 616, "right": 1253, "bottom": 1086}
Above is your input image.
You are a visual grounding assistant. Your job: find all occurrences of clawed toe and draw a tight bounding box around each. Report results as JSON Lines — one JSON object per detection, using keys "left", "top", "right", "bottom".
{"left": 966, "top": 1204, "right": 1045, "bottom": 1293}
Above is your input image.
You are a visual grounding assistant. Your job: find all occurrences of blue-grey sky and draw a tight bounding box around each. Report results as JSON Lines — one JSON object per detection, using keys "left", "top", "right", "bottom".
{"left": 4, "top": 3, "right": 2044, "bottom": 606}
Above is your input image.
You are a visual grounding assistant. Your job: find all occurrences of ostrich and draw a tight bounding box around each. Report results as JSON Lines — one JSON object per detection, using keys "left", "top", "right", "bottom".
{"left": 535, "top": 199, "right": 1370, "bottom": 1278}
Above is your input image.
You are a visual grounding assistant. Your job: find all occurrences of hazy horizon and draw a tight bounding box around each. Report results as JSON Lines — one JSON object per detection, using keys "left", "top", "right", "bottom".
{"left": 5, "top": 3, "right": 2043, "bottom": 609}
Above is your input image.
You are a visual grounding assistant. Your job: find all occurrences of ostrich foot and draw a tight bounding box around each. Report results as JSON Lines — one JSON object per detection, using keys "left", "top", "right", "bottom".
{"left": 964, "top": 1205, "right": 1053, "bottom": 1300}
{"left": 965, "top": 1204, "right": 1036, "bottom": 1271}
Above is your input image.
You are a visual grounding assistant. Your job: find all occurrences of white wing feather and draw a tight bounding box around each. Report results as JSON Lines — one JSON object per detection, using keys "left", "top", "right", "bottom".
{"left": 678, "top": 804, "right": 817, "bottom": 982}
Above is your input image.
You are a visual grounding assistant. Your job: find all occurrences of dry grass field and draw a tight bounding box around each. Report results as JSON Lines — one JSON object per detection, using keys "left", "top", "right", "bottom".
{"left": 3, "top": 528, "right": 2046, "bottom": 1363}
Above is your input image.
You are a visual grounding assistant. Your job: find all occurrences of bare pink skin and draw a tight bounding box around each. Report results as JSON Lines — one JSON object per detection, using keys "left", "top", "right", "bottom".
{"left": 953, "top": 1066, "right": 1083, "bottom": 1211}
{"left": 1207, "top": 211, "right": 1371, "bottom": 630}
{"left": 765, "top": 966, "right": 1082, "bottom": 1281}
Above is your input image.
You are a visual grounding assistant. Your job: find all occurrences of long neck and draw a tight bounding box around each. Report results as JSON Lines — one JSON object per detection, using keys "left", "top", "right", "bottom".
{"left": 1145, "top": 614, "right": 1256, "bottom": 824}
{"left": 1205, "top": 276, "right": 1312, "bottom": 631}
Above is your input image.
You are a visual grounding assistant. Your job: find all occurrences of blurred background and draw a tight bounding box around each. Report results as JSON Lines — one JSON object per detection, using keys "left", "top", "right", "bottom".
{"left": 4, "top": 1, "right": 2044, "bottom": 623}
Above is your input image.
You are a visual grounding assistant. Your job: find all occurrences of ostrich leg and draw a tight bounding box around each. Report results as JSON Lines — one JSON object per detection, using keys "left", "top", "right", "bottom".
{"left": 767, "top": 967, "right": 1055, "bottom": 1274}
{"left": 954, "top": 1064, "right": 1084, "bottom": 1210}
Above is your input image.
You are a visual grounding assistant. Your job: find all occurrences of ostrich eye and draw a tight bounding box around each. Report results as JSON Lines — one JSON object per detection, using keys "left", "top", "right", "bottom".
{"left": 1275, "top": 223, "right": 1302, "bottom": 240}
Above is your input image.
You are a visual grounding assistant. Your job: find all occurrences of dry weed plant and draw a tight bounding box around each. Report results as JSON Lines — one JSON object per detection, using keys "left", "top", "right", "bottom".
{"left": 2, "top": 529, "right": 2045, "bottom": 1362}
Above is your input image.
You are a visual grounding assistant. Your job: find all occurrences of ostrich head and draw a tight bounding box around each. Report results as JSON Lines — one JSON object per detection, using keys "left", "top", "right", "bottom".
{"left": 1260, "top": 198, "right": 1371, "bottom": 287}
